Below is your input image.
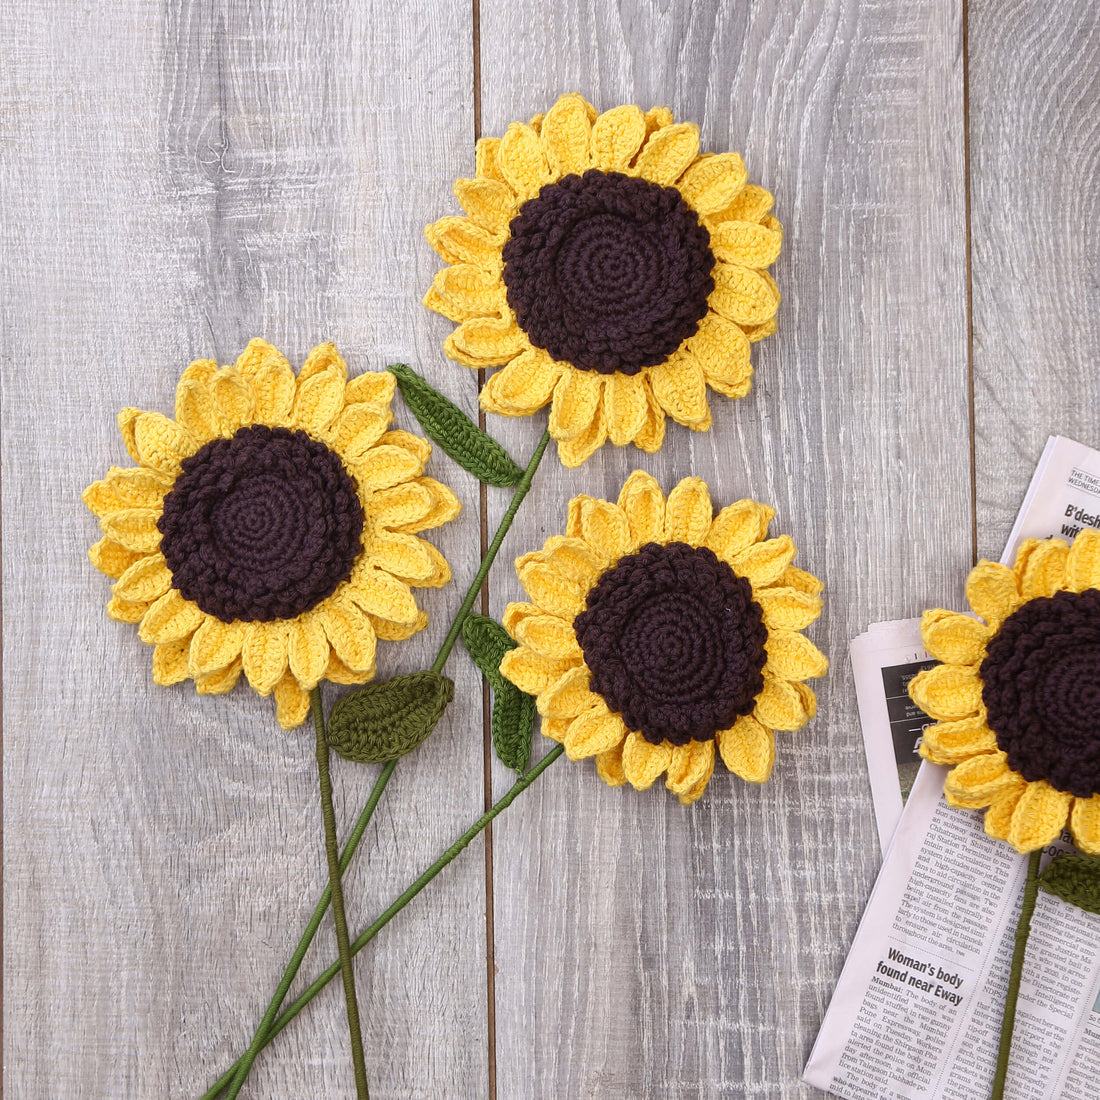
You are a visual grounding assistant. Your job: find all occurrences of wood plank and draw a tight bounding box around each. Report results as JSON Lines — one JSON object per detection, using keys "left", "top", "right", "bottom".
{"left": 477, "top": 2, "right": 972, "bottom": 1096}
{"left": 969, "top": 1, "right": 1100, "bottom": 557}
{"left": 1, "top": 2, "right": 486, "bottom": 1096}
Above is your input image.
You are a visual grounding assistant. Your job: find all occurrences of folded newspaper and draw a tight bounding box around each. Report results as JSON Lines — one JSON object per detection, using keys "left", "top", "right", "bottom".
{"left": 805, "top": 436, "right": 1100, "bottom": 1099}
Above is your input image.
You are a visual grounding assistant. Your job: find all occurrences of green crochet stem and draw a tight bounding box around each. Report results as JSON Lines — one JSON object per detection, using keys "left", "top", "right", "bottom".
{"left": 312, "top": 686, "right": 370, "bottom": 1100}
{"left": 990, "top": 849, "right": 1042, "bottom": 1100}
{"left": 205, "top": 742, "right": 564, "bottom": 1098}
{"left": 205, "top": 427, "right": 551, "bottom": 1099}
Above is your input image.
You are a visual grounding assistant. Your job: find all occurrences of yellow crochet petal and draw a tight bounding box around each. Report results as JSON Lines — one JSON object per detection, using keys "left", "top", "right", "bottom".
{"left": 107, "top": 595, "right": 150, "bottom": 623}
{"left": 89, "top": 537, "right": 144, "bottom": 580}
{"left": 596, "top": 741, "right": 628, "bottom": 787}
{"left": 704, "top": 499, "right": 775, "bottom": 562}
{"left": 325, "top": 650, "right": 374, "bottom": 685}
{"left": 666, "top": 739, "right": 716, "bottom": 804}
{"left": 715, "top": 183, "right": 774, "bottom": 224}
{"left": 1005, "top": 781, "right": 1073, "bottom": 853}
{"left": 344, "top": 369, "right": 397, "bottom": 409}
{"left": 446, "top": 316, "right": 527, "bottom": 368}
{"left": 780, "top": 565, "right": 824, "bottom": 596}
{"left": 363, "top": 531, "right": 439, "bottom": 585}
{"left": 563, "top": 707, "right": 625, "bottom": 761}
{"left": 717, "top": 716, "right": 775, "bottom": 783}
{"left": 152, "top": 638, "right": 191, "bottom": 686}
{"left": 301, "top": 341, "right": 349, "bottom": 382}
{"left": 742, "top": 317, "right": 778, "bottom": 343}
{"left": 426, "top": 262, "right": 508, "bottom": 323}
{"left": 516, "top": 560, "right": 586, "bottom": 618}
{"left": 633, "top": 122, "right": 699, "bottom": 185}
{"left": 604, "top": 372, "right": 649, "bottom": 446}
{"left": 210, "top": 368, "right": 256, "bottom": 436}
{"left": 1070, "top": 796, "right": 1100, "bottom": 855}
{"left": 536, "top": 665, "right": 598, "bottom": 719}
{"left": 240, "top": 622, "right": 289, "bottom": 695}
{"left": 754, "top": 587, "right": 823, "bottom": 631}
{"left": 87, "top": 470, "right": 164, "bottom": 524}
{"left": 943, "top": 751, "right": 1023, "bottom": 809}
{"left": 480, "top": 349, "right": 563, "bottom": 416}
{"left": 919, "top": 717, "right": 998, "bottom": 765}
{"left": 349, "top": 444, "right": 425, "bottom": 492}
{"left": 368, "top": 480, "right": 432, "bottom": 530}
{"left": 731, "top": 535, "right": 797, "bottom": 589}
{"left": 920, "top": 609, "right": 991, "bottom": 666}
{"left": 590, "top": 104, "right": 647, "bottom": 171}
{"left": 688, "top": 312, "right": 752, "bottom": 398}
{"left": 498, "top": 121, "right": 552, "bottom": 200}
{"left": 513, "top": 611, "right": 583, "bottom": 662}
{"left": 621, "top": 731, "right": 673, "bottom": 790}
{"left": 664, "top": 477, "right": 712, "bottom": 546}
{"left": 127, "top": 411, "right": 197, "bottom": 475}
{"left": 287, "top": 616, "right": 330, "bottom": 689}
{"left": 195, "top": 659, "right": 242, "bottom": 695}
{"left": 753, "top": 674, "right": 813, "bottom": 731}
{"left": 909, "top": 663, "right": 983, "bottom": 721}
{"left": 345, "top": 564, "right": 420, "bottom": 626}
{"left": 540, "top": 92, "right": 592, "bottom": 176}
{"left": 633, "top": 380, "right": 666, "bottom": 453}
{"left": 983, "top": 787, "right": 1024, "bottom": 844}
{"left": 238, "top": 348, "right": 296, "bottom": 427}
{"left": 527, "top": 535, "right": 604, "bottom": 588}
{"left": 677, "top": 153, "right": 748, "bottom": 217}
{"left": 556, "top": 404, "right": 608, "bottom": 467}
{"left": 617, "top": 470, "right": 666, "bottom": 549}
{"left": 101, "top": 509, "right": 161, "bottom": 554}
{"left": 113, "top": 553, "right": 172, "bottom": 603}
{"left": 548, "top": 368, "right": 604, "bottom": 441}
{"left": 648, "top": 352, "right": 709, "bottom": 427}
{"left": 174, "top": 363, "right": 218, "bottom": 441}
{"left": 1066, "top": 529, "right": 1100, "bottom": 592}
{"left": 188, "top": 618, "right": 246, "bottom": 678}
{"left": 643, "top": 106, "right": 674, "bottom": 134}
{"left": 502, "top": 601, "right": 543, "bottom": 636}
{"left": 500, "top": 645, "right": 574, "bottom": 696}
{"left": 965, "top": 560, "right": 1022, "bottom": 628}
{"left": 711, "top": 262, "right": 781, "bottom": 327}
{"left": 292, "top": 364, "right": 345, "bottom": 436}
{"left": 425, "top": 215, "right": 507, "bottom": 272}
{"left": 139, "top": 589, "right": 204, "bottom": 645}
{"left": 327, "top": 403, "right": 392, "bottom": 462}
{"left": 765, "top": 631, "right": 828, "bottom": 681}
{"left": 475, "top": 136, "right": 505, "bottom": 183}
{"left": 234, "top": 338, "right": 290, "bottom": 379}
{"left": 274, "top": 672, "right": 312, "bottom": 729}
{"left": 316, "top": 597, "right": 377, "bottom": 674}
{"left": 579, "top": 498, "right": 632, "bottom": 564}
{"left": 709, "top": 220, "right": 783, "bottom": 269}
{"left": 1014, "top": 537, "right": 1070, "bottom": 600}
{"left": 453, "top": 177, "right": 518, "bottom": 235}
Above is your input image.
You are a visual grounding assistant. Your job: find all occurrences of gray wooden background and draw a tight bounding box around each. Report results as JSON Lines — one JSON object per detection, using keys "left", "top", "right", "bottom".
{"left": 3, "top": 1, "right": 1097, "bottom": 1097}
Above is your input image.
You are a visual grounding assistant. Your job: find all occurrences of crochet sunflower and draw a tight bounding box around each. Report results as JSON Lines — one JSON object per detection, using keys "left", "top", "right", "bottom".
{"left": 84, "top": 338, "right": 460, "bottom": 729}
{"left": 498, "top": 472, "right": 826, "bottom": 803}
{"left": 909, "top": 532, "right": 1100, "bottom": 854}
{"left": 424, "top": 92, "right": 782, "bottom": 467}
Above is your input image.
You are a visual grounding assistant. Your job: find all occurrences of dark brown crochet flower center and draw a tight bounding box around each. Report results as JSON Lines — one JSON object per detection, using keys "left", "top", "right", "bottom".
{"left": 573, "top": 542, "right": 767, "bottom": 746}
{"left": 501, "top": 170, "right": 715, "bottom": 375}
{"left": 981, "top": 588, "right": 1100, "bottom": 798}
{"left": 158, "top": 426, "right": 364, "bottom": 624}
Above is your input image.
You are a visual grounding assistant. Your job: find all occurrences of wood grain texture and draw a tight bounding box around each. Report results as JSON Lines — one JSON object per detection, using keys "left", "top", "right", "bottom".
{"left": 477, "top": 2, "right": 971, "bottom": 1097}
{"left": 2, "top": 2, "right": 488, "bottom": 1097}
{"left": 968, "top": 0, "right": 1100, "bottom": 558}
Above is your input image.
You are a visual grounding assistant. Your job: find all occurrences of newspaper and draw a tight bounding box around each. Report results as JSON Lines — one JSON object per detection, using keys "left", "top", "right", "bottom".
{"left": 804, "top": 435, "right": 1100, "bottom": 1099}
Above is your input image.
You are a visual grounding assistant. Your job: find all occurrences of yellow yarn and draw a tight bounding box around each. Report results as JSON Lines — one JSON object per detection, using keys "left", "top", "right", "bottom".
{"left": 910, "top": 531, "right": 1100, "bottom": 854}
{"left": 84, "top": 338, "right": 461, "bottom": 729}
{"left": 498, "top": 471, "right": 826, "bottom": 805}
{"left": 424, "top": 92, "right": 783, "bottom": 468}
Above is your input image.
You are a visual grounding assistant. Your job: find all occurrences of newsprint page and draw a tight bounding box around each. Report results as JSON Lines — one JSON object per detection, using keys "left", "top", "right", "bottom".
{"left": 804, "top": 436, "right": 1100, "bottom": 1100}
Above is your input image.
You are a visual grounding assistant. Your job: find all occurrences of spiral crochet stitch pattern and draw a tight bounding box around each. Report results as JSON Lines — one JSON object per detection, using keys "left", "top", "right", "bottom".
{"left": 497, "top": 472, "right": 826, "bottom": 804}
{"left": 574, "top": 542, "right": 766, "bottom": 745}
{"left": 910, "top": 531, "right": 1100, "bottom": 853}
{"left": 424, "top": 92, "right": 783, "bottom": 466}
{"left": 502, "top": 171, "right": 715, "bottom": 375}
{"left": 160, "top": 427, "right": 365, "bottom": 623}
{"left": 83, "top": 338, "right": 461, "bottom": 729}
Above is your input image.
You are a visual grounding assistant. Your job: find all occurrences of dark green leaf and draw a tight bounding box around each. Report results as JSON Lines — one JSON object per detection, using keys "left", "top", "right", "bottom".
{"left": 1038, "top": 853, "right": 1100, "bottom": 915}
{"left": 326, "top": 671, "right": 454, "bottom": 764}
{"left": 462, "top": 613, "right": 535, "bottom": 774}
{"left": 387, "top": 364, "right": 523, "bottom": 487}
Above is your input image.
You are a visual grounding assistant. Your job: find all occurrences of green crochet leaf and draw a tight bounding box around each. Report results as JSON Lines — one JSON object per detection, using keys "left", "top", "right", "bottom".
{"left": 326, "top": 671, "right": 455, "bottom": 764}
{"left": 462, "top": 613, "right": 535, "bottom": 774}
{"left": 1038, "top": 853, "right": 1100, "bottom": 915}
{"left": 387, "top": 363, "right": 523, "bottom": 487}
